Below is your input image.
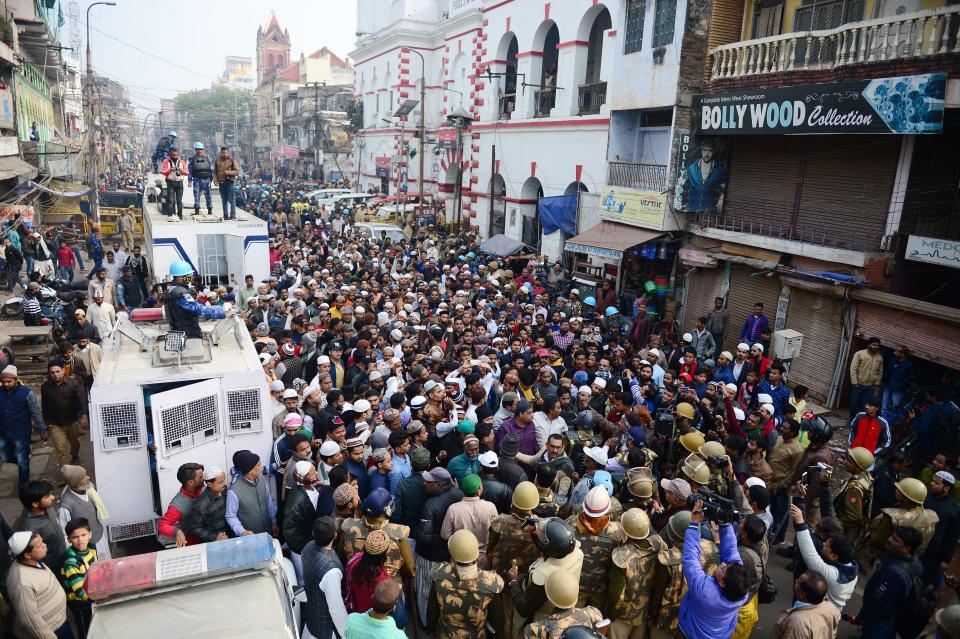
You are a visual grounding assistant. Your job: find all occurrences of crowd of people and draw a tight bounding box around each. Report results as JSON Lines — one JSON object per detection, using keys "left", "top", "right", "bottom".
{"left": 1, "top": 161, "right": 960, "bottom": 639}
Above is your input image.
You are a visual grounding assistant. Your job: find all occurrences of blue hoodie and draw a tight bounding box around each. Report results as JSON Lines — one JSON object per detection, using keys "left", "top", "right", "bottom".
{"left": 679, "top": 522, "right": 749, "bottom": 639}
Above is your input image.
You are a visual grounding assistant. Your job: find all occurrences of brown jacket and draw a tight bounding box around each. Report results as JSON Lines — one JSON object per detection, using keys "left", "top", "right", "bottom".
{"left": 767, "top": 437, "right": 804, "bottom": 492}
{"left": 772, "top": 600, "right": 839, "bottom": 639}
{"left": 214, "top": 156, "right": 239, "bottom": 183}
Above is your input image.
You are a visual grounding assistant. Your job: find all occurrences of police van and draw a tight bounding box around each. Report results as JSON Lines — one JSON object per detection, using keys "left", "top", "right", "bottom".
{"left": 86, "top": 534, "right": 304, "bottom": 638}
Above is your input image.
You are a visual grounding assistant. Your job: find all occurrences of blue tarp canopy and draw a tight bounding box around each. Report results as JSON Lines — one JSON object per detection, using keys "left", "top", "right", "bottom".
{"left": 538, "top": 194, "right": 577, "bottom": 236}
{"left": 479, "top": 234, "right": 525, "bottom": 257}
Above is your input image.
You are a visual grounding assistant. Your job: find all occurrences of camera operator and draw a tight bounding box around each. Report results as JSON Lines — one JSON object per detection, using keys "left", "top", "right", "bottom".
{"left": 678, "top": 498, "right": 750, "bottom": 639}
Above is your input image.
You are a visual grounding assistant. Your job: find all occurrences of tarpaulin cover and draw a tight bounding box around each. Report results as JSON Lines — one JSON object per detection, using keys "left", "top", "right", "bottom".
{"left": 538, "top": 194, "right": 577, "bottom": 236}
{"left": 479, "top": 233, "right": 525, "bottom": 257}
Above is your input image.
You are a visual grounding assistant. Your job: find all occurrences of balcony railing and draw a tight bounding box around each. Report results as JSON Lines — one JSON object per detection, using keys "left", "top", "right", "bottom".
{"left": 534, "top": 89, "right": 555, "bottom": 118}
{"left": 694, "top": 211, "right": 884, "bottom": 252}
{"left": 578, "top": 82, "right": 607, "bottom": 115}
{"left": 608, "top": 162, "right": 668, "bottom": 192}
{"left": 709, "top": 6, "right": 960, "bottom": 80}
{"left": 499, "top": 94, "right": 516, "bottom": 120}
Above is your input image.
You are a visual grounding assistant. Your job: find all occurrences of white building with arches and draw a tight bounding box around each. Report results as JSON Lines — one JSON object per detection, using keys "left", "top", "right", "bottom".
{"left": 351, "top": 0, "right": 710, "bottom": 263}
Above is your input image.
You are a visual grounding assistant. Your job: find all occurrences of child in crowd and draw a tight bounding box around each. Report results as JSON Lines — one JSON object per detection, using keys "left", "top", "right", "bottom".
{"left": 737, "top": 369, "right": 760, "bottom": 412}
{"left": 15, "top": 480, "right": 67, "bottom": 569}
{"left": 61, "top": 518, "right": 97, "bottom": 638}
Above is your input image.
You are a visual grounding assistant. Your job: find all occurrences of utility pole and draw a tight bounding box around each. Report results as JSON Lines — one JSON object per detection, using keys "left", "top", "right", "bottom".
{"left": 307, "top": 81, "right": 325, "bottom": 182}
{"left": 85, "top": 2, "right": 116, "bottom": 223}
{"left": 403, "top": 48, "right": 427, "bottom": 223}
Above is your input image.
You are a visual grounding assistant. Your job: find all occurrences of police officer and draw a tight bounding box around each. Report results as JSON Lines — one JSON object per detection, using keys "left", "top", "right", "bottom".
{"left": 189, "top": 142, "right": 214, "bottom": 216}
{"left": 339, "top": 487, "right": 415, "bottom": 580}
{"left": 163, "top": 260, "right": 230, "bottom": 338}
{"left": 522, "top": 571, "right": 604, "bottom": 639}
{"left": 607, "top": 508, "right": 665, "bottom": 639}
{"left": 487, "top": 481, "right": 542, "bottom": 639}
{"left": 834, "top": 446, "right": 875, "bottom": 544}
{"left": 699, "top": 440, "right": 730, "bottom": 496}
{"left": 649, "top": 511, "right": 720, "bottom": 638}
{"left": 427, "top": 529, "right": 506, "bottom": 639}
{"left": 508, "top": 517, "right": 584, "bottom": 633}
{"left": 487, "top": 481, "right": 542, "bottom": 580}
{"left": 567, "top": 485, "right": 624, "bottom": 613}
{"left": 864, "top": 477, "right": 939, "bottom": 566}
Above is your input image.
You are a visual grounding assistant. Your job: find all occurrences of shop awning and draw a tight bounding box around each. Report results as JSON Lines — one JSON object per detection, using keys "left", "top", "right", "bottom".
{"left": 564, "top": 221, "right": 663, "bottom": 259}
{"left": 0, "top": 156, "right": 38, "bottom": 182}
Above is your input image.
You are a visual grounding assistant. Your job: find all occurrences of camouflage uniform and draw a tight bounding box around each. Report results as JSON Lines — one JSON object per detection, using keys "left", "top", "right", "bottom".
{"left": 707, "top": 468, "right": 728, "bottom": 496}
{"left": 339, "top": 516, "right": 413, "bottom": 577}
{"left": 567, "top": 514, "right": 625, "bottom": 611}
{"left": 864, "top": 505, "right": 939, "bottom": 565}
{"left": 608, "top": 534, "right": 666, "bottom": 639}
{"left": 533, "top": 489, "right": 561, "bottom": 518}
{"left": 834, "top": 470, "right": 874, "bottom": 544}
{"left": 522, "top": 606, "right": 603, "bottom": 639}
{"left": 648, "top": 538, "right": 719, "bottom": 638}
{"left": 487, "top": 512, "right": 540, "bottom": 579}
{"left": 512, "top": 547, "right": 585, "bottom": 635}
{"left": 427, "top": 562, "right": 505, "bottom": 639}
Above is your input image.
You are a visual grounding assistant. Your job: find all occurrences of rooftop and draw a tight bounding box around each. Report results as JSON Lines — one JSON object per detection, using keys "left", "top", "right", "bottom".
{"left": 92, "top": 316, "right": 262, "bottom": 388}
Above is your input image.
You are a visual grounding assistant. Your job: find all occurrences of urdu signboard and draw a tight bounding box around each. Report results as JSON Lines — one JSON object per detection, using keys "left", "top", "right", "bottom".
{"left": 695, "top": 74, "right": 946, "bottom": 135}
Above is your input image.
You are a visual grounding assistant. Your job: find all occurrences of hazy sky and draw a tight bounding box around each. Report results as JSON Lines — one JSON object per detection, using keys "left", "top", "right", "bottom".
{"left": 67, "top": 0, "right": 358, "bottom": 115}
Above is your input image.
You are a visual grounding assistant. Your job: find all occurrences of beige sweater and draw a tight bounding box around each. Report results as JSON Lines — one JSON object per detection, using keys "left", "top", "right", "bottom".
{"left": 6, "top": 560, "right": 67, "bottom": 639}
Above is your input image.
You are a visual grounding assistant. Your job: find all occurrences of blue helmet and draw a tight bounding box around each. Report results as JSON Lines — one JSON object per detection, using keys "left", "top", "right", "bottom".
{"left": 168, "top": 130, "right": 178, "bottom": 138}
{"left": 605, "top": 306, "right": 618, "bottom": 317}
{"left": 169, "top": 260, "right": 192, "bottom": 277}
{"left": 593, "top": 470, "right": 614, "bottom": 496}
{"left": 583, "top": 296, "right": 596, "bottom": 307}
{"left": 577, "top": 409, "right": 595, "bottom": 428}
{"left": 193, "top": 141, "right": 204, "bottom": 150}
{"left": 364, "top": 487, "right": 394, "bottom": 517}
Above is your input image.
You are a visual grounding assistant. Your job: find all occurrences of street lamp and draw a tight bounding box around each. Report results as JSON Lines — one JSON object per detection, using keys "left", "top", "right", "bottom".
{"left": 85, "top": 1, "right": 116, "bottom": 223}
{"left": 445, "top": 106, "right": 473, "bottom": 230}
{"left": 401, "top": 47, "right": 426, "bottom": 224}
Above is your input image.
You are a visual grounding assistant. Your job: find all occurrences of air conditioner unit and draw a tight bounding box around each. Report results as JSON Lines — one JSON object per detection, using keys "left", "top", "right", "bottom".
{"left": 773, "top": 329, "right": 803, "bottom": 361}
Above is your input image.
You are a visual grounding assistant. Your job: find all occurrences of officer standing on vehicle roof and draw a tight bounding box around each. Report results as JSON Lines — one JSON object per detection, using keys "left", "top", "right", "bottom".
{"left": 163, "top": 260, "right": 231, "bottom": 338}
{"left": 188, "top": 142, "right": 214, "bottom": 217}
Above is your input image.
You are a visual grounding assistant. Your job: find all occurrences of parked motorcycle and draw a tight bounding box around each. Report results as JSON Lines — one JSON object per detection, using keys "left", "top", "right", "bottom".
{"left": 2, "top": 282, "right": 65, "bottom": 323}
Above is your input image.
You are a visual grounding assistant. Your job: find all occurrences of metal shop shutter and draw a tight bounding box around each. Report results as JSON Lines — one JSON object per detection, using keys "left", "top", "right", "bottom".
{"left": 783, "top": 288, "right": 844, "bottom": 402}
{"left": 723, "top": 266, "right": 782, "bottom": 353}
{"left": 682, "top": 267, "right": 724, "bottom": 333}
{"left": 796, "top": 136, "right": 899, "bottom": 250}
{"left": 723, "top": 137, "right": 803, "bottom": 230}
{"left": 855, "top": 303, "right": 960, "bottom": 371}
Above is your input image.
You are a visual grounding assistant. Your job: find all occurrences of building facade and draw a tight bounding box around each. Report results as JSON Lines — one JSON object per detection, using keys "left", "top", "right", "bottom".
{"left": 219, "top": 56, "right": 256, "bottom": 91}
{"left": 253, "top": 13, "right": 354, "bottom": 175}
{"left": 676, "top": 0, "right": 960, "bottom": 406}
{"left": 352, "top": 0, "right": 640, "bottom": 261}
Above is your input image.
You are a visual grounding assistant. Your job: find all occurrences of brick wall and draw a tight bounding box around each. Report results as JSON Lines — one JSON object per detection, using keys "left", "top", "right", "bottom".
{"left": 668, "top": 0, "right": 714, "bottom": 187}
{"left": 703, "top": 0, "right": 746, "bottom": 85}
{"left": 705, "top": 54, "right": 960, "bottom": 91}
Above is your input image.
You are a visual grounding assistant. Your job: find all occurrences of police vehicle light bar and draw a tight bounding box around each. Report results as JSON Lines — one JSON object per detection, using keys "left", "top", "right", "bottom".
{"left": 86, "top": 534, "right": 275, "bottom": 601}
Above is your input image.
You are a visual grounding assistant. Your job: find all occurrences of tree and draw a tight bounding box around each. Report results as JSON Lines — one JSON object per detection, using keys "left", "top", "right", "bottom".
{"left": 175, "top": 86, "right": 255, "bottom": 145}
{"left": 344, "top": 98, "right": 363, "bottom": 133}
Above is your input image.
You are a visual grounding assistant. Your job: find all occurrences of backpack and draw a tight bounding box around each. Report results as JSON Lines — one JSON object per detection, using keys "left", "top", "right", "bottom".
{"left": 894, "top": 561, "right": 935, "bottom": 639}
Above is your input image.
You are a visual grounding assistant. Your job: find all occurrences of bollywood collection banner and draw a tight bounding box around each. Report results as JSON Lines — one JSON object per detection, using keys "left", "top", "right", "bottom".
{"left": 695, "top": 73, "right": 946, "bottom": 135}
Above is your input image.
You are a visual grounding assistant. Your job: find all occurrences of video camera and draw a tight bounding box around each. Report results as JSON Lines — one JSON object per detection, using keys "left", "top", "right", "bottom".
{"left": 655, "top": 408, "right": 675, "bottom": 438}
{"left": 687, "top": 487, "right": 742, "bottom": 525}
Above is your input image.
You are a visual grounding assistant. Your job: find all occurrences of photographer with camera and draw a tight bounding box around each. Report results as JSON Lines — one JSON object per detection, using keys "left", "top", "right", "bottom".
{"left": 678, "top": 497, "right": 750, "bottom": 639}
